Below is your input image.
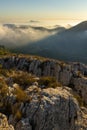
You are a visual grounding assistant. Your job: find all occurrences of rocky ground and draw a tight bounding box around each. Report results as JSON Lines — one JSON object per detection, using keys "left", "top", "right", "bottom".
{"left": 0, "top": 55, "right": 87, "bottom": 130}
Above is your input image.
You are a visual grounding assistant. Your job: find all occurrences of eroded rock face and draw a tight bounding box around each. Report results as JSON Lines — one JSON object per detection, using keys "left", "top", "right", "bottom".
{"left": 0, "top": 113, "right": 14, "bottom": 130}
{"left": 0, "top": 56, "right": 87, "bottom": 130}
{"left": 8, "top": 87, "right": 87, "bottom": 130}
{"left": 59, "top": 65, "right": 72, "bottom": 85}
{"left": 32, "top": 88, "right": 78, "bottom": 130}
{"left": 15, "top": 118, "right": 32, "bottom": 130}
{"left": 0, "top": 56, "right": 87, "bottom": 105}
{"left": 30, "top": 87, "right": 87, "bottom": 130}
{"left": 72, "top": 77, "right": 87, "bottom": 104}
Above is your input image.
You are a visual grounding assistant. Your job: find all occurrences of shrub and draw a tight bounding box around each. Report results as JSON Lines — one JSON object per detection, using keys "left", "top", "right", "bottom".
{"left": 12, "top": 103, "right": 22, "bottom": 121}
{"left": 0, "top": 46, "right": 10, "bottom": 56}
{"left": 39, "top": 76, "right": 62, "bottom": 88}
{"left": 73, "top": 93, "right": 84, "bottom": 107}
{"left": 0, "top": 78, "right": 8, "bottom": 97}
{"left": 12, "top": 71, "right": 36, "bottom": 88}
{"left": 0, "top": 78, "right": 10, "bottom": 115}
{"left": 0, "top": 68, "right": 9, "bottom": 77}
{"left": 14, "top": 85, "right": 30, "bottom": 102}
{"left": 14, "top": 110, "right": 22, "bottom": 121}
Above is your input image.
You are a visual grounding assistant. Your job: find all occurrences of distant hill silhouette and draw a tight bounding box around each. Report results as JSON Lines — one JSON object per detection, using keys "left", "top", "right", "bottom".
{"left": 13, "top": 21, "right": 87, "bottom": 64}
{"left": 67, "top": 21, "right": 87, "bottom": 32}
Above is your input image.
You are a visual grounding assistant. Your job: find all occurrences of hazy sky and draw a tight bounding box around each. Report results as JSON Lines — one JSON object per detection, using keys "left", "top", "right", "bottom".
{"left": 0, "top": 0, "right": 87, "bottom": 25}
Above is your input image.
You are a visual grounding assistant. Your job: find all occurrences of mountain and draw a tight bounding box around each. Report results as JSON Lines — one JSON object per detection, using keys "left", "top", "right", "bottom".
{"left": 15, "top": 21, "right": 87, "bottom": 64}
{"left": 67, "top": 21, "right": 87, "bottom": 32}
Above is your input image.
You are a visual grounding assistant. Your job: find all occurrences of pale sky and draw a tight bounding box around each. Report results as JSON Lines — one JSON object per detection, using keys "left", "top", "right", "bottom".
{"left": 0, "top": 0, "right": 87, "bottom": 25}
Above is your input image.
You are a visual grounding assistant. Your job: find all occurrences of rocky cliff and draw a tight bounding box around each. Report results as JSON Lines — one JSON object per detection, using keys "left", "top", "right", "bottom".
{"left": 9, "top": 87, "right": 87, "bottom": 130}
{"left": 0, "top": 55, "right": 87, "bottom": 105}
{"left": 0, "top": 55, "right": 87, "bottom": 130}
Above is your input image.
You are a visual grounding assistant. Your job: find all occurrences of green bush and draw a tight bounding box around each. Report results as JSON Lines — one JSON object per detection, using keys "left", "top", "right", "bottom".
{"left": 0, "top": 78, "right": 8, "bottom": 97}
{"left": 0, "top": 46, "right": 10, "bottom": 56}
{"left": 39, "top": 76, "right": 62, "bottom": 88}
{"left": 12, "top": 71, "right": 36, "bottom": 88}
{"left": 12, "top": 103, "right": 22, "bottom": 121}
{"left": 14, "top": 86, "right": 30, "bottom": 102}
{"left": 0, "top": 68, "right": 9, "bottom": 77}
{"left": 0, "top": 78, "right": 10, "bottom": 115}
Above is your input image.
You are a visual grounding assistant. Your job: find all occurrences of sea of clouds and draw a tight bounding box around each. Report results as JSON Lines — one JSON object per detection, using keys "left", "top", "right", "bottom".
{"left": 0, "top": 23, "right": 62, "bottom": 48}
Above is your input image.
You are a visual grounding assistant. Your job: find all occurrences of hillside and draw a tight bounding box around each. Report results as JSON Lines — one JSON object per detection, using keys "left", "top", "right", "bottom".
{"left": 67, "top": 21, "right": 87, "bottom": 32}
{"left": 0, "top": 45, "right": 10, "bottom": 55}
{"left": 0, "top": 52, "right": 87, "bottom": 130}
{"left": 15, "top": 21, "right": 87, "bottom": 64}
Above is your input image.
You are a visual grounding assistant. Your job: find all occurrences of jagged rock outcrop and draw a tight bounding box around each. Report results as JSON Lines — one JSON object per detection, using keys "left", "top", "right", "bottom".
{"left": 0, "top": 56, "right": 87, "bottom": 105}
{"left": 0, "top": 55, "right": 87, "bottom": 130}
{"left": 71, "top": 77, "right": 87, "bottom": 104}
{"left": 8, "top": 87, "right": 87, "bottom": 130}
{"left": 0, "top": 113, "right": 14, "bottom": 130}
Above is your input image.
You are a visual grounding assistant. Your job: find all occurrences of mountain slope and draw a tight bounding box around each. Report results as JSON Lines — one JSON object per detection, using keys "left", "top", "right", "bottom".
{"left": 15, "top": 21, "right": 87, "bottom": 63}
{"left": 67, "top": 21, "right": 87, "bottom": 32}
{"left": 0, "top": 54, "right": 87, "bottom": 130}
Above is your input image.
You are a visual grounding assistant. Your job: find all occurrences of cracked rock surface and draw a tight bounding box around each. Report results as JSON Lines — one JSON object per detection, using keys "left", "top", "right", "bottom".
{"left": 0, "top": 56, "right": 87, "bottom": 105}
{"left": 0, "top": 55, "right": 87, "bottom": 130}
{"left": 8, "top": 87, "right": 87, "bottom": 130}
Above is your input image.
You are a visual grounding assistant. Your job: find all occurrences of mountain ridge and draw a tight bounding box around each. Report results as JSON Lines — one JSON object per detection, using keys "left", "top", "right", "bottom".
{"left": 67, "top": 21, "right": 87, "bottom": 32}
{"left": 14, "top": 20, "right": 87, "bottom": 64}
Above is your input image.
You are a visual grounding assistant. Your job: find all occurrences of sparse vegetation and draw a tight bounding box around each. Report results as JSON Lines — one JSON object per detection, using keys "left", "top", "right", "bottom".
{"left": 12, "top": 102, "right": 22, "bottom": 121}
{"left": 0, "top": 51, "right": 86, "bottom": 130}
{"left": 0, "top": 78, "right": 8, "bottom": 97}
{"left": 12, "top": 71, "right": 36, "bottom": 88}
{"left": 0, "top": 67, "right": 9, "bottom": 77}
{"left": 39, "top": 76, "right": 62, "bottom": 88}
{"left": 77, "top": 71, "right": 82, "bottom": 77}
{"left": 14, "top": 85, "right": 30, "bottom": 102}
{"left": 0, "top": 46, "right": 10, "bottom": 56}
{"left": 73, "top": 92, "right": 85, "bottom": 107}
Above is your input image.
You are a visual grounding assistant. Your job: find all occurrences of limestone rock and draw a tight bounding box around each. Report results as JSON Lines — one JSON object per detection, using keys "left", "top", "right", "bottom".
{"left": 0, "top": 56, "right": 87, "bottom": 130}
{"left": 16, "top": 118, "right": 32, "bottom": 130}
{"left": 30, "top": 87, "right": 86, "bottom": 130}
{"left": 72, "top": 77, "right": 87, "bottom": 104}
{"left": 0, "top": 113, "right": 14, "bottom": 130}
{"left": 17, "top": 87, "right": 87, "bottom": 130}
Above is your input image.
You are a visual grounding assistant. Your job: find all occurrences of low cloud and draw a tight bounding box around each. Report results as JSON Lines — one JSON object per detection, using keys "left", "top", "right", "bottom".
{"left": 0, "top": 24, "right": 62, "bottom": 48}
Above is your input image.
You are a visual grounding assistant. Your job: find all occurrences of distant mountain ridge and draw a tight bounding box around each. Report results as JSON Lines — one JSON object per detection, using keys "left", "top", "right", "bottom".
{"left": 14, "top": 21, "right": 87, "bottom": 64}
{"left": 67, "top": 21, "right": 87, "bottom": 32}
